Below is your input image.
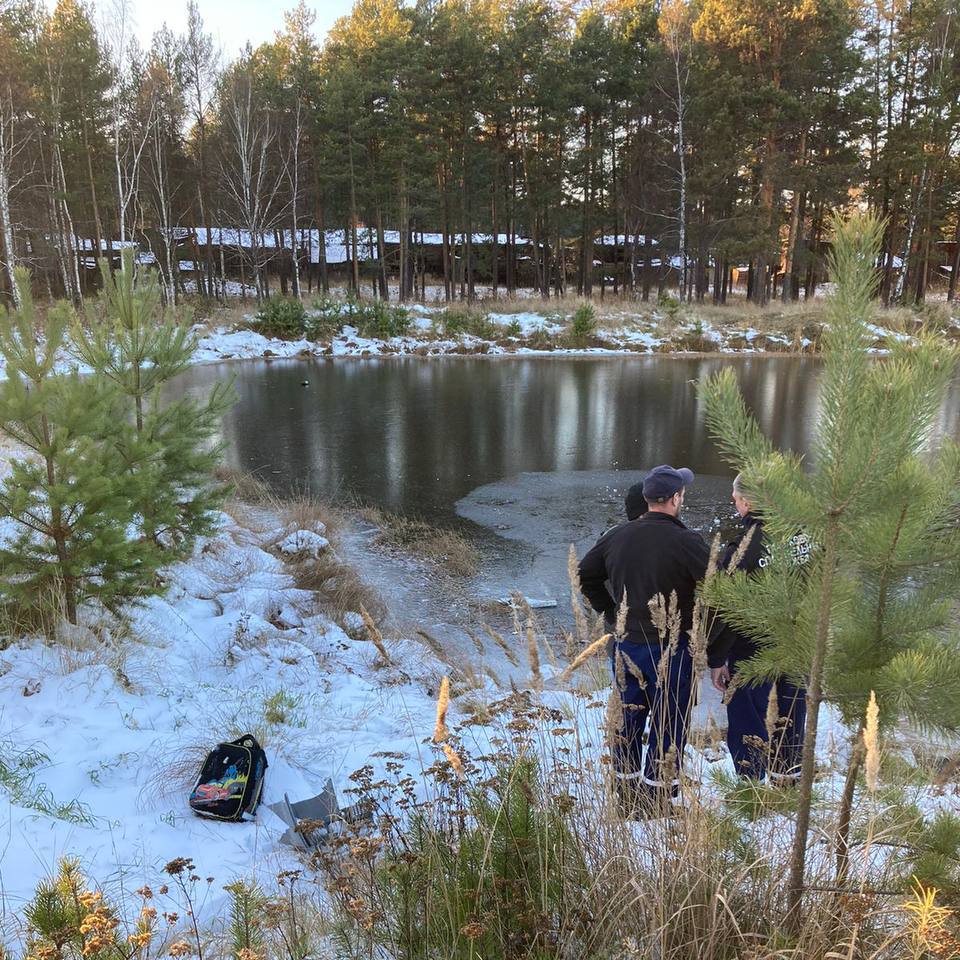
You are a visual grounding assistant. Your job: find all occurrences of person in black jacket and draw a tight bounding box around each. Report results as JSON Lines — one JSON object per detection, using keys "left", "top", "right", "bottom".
{"left": 708, "top": 475, "right": 806, "bottom": 783}
{"left": 579, "top": 464, "right": 709, "bottom": 812}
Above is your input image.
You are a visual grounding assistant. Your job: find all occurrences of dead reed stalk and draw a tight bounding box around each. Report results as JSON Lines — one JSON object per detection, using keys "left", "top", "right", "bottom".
{"left": 561, "top": 634, "right": 611, "bottom": 681}
{"left": 484, "top": 624, "right": 520, "bottom": 667}
{"left": 359, "top": 604, "right": 392, "bottom": 665}
{"left": 433, "top": 675, "right": 451, "bottom": 744}
{"left": 864, "top": 690, "right": 880, "bottom": 792}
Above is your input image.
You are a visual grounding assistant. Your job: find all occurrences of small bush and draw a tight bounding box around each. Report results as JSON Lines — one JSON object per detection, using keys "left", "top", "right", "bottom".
{"left": 439, "top": 307, "right": 472, "bottom": 337}
{"left": 468, "top": 314, "right": 497, "bottom": 339}
{"left": 372, "top": 756, "right": 590, "bottom": 959}
{"left": 715, "top": 768, "right": 802, "bottom": 821}
{"left": 438, "top": 307, "right": 496, "bottom": 340}
{"left": 569, "top": 303, "right": 597, "bottom": 342}
{"left": 657, "top": 291, "right": 684, "bottom": 327}
{"left": 906, "top": 811, "right": 960, "bottom": 901}
{"left": 251, "top": 297, "right": 308, "bottom": 339}
{"left": 525, "top": 326, "right": 555, "bottom": 350}
{"left": 504, "top": 318, "right": 523, "bottom": 338}
{"left": 263, "top": 689, "right": 304, "bottom": 727}
{"left": 355, "top": 300, "right": 410, "bottom": 339}
{"left": 307, "top": 296, "right": 348, "bottom": 338}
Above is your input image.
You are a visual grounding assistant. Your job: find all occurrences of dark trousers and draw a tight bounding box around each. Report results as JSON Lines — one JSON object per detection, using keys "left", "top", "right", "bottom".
{"left": 727, "top": 655, "right": 806, "bottom": 781}
{"left": 610, "top": 636, "right": 693, "bottom": 798}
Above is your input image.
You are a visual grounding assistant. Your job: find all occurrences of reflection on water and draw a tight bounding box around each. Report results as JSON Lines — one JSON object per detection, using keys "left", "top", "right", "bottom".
{"left": 173, "top": 355, "right": 960, "bottom": 520}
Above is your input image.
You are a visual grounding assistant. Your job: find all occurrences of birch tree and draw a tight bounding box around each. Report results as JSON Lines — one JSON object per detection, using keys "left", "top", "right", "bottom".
{"left": 658, "top": 0, "right": 692, "bottom": 302}
{"left": 216, "top": 58, "right": 285, "bottom": 302}
{"left": 0, "top": 42, "right": 32, "bottom": 307}
{"left": 183, "top": 0, "right": 220, "bottom": 299}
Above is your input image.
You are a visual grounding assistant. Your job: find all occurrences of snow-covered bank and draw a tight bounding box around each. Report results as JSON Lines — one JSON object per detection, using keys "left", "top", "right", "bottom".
{"left": 189, "top": 304, "right": 959, "bottom": 366}
{"left": 0, "top": 505, "right": 451, "bottom": 910}
{"left": 0, "top": 302, "right": 951, "bottom": 385}
{"left": 2, "top": 488, "right": 959, "bottom": 936}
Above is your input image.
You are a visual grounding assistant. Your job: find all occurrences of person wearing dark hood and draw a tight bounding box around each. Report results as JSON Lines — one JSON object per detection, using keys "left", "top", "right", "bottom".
{"left": 624, "top": 481, "right": 649, "bottom": 523}
{"left": 578, "top": 465, "right": 709, "bottom": 814}
{"left": 589, "top": 480, "right": 648, "bottom": 637}
{"left": 708, "top": 474, "right": 807, "bottom": 783}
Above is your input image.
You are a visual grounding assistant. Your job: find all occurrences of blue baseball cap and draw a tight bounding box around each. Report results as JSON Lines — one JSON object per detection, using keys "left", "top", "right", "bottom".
{"left": 642, "top": 464, "right": 695, "bottom": 501}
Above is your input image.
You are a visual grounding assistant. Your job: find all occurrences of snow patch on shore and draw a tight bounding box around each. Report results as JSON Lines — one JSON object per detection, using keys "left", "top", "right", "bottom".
{"left": 0, "top": 510, "right": 446, "bottom": 911}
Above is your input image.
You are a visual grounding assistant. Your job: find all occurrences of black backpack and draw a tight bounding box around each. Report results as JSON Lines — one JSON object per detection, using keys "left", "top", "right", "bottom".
{"left": 188, "top": 735, "right": 268, "bottom": 822}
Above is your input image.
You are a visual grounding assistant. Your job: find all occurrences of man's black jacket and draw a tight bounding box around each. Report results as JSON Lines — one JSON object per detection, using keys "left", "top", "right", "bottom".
{"left": 578, "top": 511, "right": 710, "bottom": 645}
{"left": 707, "top": 512, "right": 766, "bottom": 667}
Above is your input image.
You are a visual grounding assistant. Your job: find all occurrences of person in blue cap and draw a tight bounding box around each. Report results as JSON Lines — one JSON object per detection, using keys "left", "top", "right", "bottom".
{"left": 708, "top": 474, "right": 807, "bottom": 783}
{"left": 578, "top": 464, "right": 709, "bottom": 816}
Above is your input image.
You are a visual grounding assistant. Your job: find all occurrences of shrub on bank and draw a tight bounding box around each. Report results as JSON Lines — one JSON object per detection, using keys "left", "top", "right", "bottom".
{"left": 568, "top": 302, "right": 597, "bottom": 342}
{"left": 0, "top": 254, "right": 230, "bottom": 634}
{"left": 251, "top": 297, "right": 309, "bottom": 338}
{"left": 438, "top": 307, "right": 497, "bottom": 340}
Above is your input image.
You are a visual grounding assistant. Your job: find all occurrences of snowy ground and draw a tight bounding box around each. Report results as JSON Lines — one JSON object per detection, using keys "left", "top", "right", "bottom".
{"left": 0, "top": 495, "right": 726, "bottom": 914}
{"left": 2, "top": 490, "right": 960, "bottom": 934}
{"left": 0, "top": 506, "right": 454, "bottom": 911}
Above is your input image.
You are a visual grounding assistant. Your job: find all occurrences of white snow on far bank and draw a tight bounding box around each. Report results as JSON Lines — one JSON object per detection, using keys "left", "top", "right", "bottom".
{"left": 0, "top": 302, "right": 950, "bottom": 384}
{"left": 487, "top": 312, "right": 564, "bottom": 335}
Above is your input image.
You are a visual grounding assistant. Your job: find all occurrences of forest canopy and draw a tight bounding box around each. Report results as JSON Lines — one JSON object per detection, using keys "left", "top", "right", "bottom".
{"left": 1, "top": 0, "right": 959, "bottom": 306}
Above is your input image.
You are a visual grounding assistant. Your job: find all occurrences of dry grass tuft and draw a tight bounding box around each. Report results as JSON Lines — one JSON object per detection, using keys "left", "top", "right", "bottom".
{"left": 215, "top": 466, "right": 275, "bottom": 504}
{"left": 561, "top": 633, "right": 611, "bottom": 681}
{"left": 226, "top": 476, "right": 387, "bottom": 627}
{"left": 141, "top": 741, "right": 212, "bottom": 807}
{"left": 278, "top": 494, "right": 344, "bottom": 543}
{"left": 360, "top": 507, "right": 479, "bottom": 578}
{"left": 865, "top": 690, "right": 880, "bottom": 792}
{"left": 289, "top": 552, "right": 385, "bottom": 625}
{"left": 483, "top": 623, "right": 520, "bottom": 667}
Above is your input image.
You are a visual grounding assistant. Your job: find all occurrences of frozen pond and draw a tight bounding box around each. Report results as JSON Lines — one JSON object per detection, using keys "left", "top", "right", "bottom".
{"left": 175, "top": 354, "right": 960, "bottom": 631}
{"left": 180, "top": 354, "right": 840, "bottom": 516}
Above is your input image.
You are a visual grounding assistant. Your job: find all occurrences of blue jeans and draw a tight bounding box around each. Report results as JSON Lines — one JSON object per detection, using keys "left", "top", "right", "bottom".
{"left": 610, "top": 635, "right": 693, "bottom": 799}
{"left": 727, "top": 655, "right": 806, "bottom": 781}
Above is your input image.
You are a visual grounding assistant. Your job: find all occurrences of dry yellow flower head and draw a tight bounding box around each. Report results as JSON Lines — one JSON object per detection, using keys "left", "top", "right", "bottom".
{"left": 433, "top": 675, "right": 450, "bottom": 743}
{"left": 864, "top": 690, "right": 880, "bottom": 792}
{"left": 442, "top": 742, "right": 465, "bottom": 778}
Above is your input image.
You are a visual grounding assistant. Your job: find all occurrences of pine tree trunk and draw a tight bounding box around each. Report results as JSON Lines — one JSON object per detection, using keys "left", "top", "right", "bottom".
{"left": 805, "top": 204, "right": 824, "bottom": 299}
{"left": 491, "top": 195, "right": 499, "bottom": 299}
{"left": 948, "top": 214, "right": 960, "bottom": 302}
{"left": 398, "top": 167, "right": 408, "bottom": 302}
{"left": 782, "top": 132, "right": 807, "bottom": 303}
{"left": 83, "top": 115, "right": 105, "bottom": 266}
{"left": 313, "top": 165, "right": 329, "bottom": 294}
{"left": 375, "top": 205, "right": 388, "bottom": 300}
{"left": 40, "top": 413, "right": 78, "bottom": 626}
{"left": 787, "top": 518, "right": 840, "bottom": 927}
{"left": 348, "top": 131, "right": 360, "bottom": 294}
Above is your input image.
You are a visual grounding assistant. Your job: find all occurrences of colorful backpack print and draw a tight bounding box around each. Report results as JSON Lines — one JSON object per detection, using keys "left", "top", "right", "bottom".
{"left": 188, "top": 735, "right": 268, "bottom": 822}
